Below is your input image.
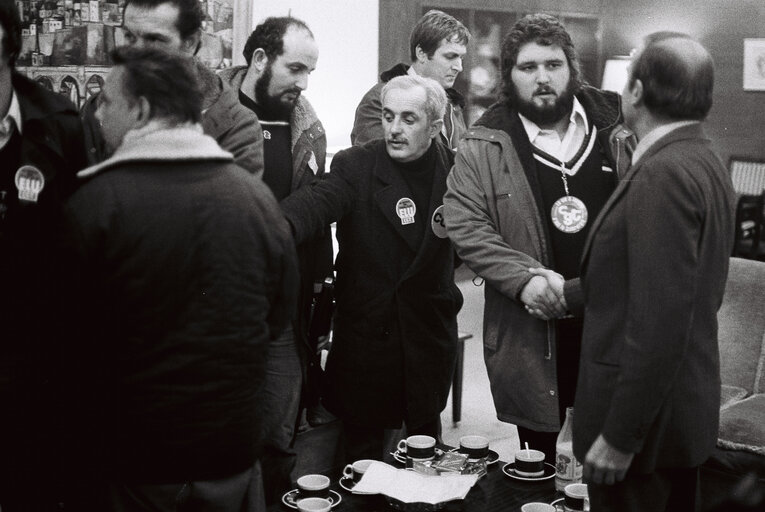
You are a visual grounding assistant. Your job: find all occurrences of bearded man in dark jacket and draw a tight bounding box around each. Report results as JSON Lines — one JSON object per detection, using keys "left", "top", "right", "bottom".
{"left": 60, "top": 46, "right": 297, "bottom": 512}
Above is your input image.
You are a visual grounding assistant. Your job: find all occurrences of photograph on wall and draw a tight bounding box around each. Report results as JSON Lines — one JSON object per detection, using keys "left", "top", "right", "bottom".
{"left": 743, "top": 38, "right": 765, "bottom": 91}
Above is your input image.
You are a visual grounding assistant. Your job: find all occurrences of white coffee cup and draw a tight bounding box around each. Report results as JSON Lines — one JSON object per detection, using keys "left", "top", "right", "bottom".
{"left": 396, "top": 435, "right": 436, "bottom": 460}
{"left": 342, "top": 459, "right": 375, "bottom": 482}
{"left": 564, "top": 482, "right": 589, "bottom": 512}
{"left": 296, "top": 497, "right": 332, "bottom": 512}
{"left": 514, "top": 448, "right": 546, "bottom": 477}
{"left": 459, "top": 435, "right": 490, "bottom": 459}
{"left": 296, "top": 474, "right": 331, "bottom": 499}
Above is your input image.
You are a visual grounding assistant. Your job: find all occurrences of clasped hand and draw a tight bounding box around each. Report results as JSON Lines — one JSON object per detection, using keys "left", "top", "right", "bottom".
{"left": 520, "top": 268, "right": 567, "bottom": 320}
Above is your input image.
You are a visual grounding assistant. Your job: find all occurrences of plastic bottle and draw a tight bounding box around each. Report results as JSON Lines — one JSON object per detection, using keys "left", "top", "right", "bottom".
{"left": 555, "top": 407, "right": 582, "bottom": 491}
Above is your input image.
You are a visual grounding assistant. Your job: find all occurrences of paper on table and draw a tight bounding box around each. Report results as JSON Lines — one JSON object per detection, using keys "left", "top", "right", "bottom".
{"left": 352, "top": 461, "right": 479, "bottom": 504}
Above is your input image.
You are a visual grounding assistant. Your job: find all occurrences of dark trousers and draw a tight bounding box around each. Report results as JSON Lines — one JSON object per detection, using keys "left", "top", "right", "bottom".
{"left": 517, "top": 318, "right": 582, "bottom": 465}
{"left": 342, "top": 416, "right": 442, "bottom": 464}
{"left": 588, "top": 466, "right": 700, "bottom": 512}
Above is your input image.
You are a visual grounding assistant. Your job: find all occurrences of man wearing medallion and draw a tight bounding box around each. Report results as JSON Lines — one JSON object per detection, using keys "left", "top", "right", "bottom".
{"left": 0, "top": 2, "right": 87, "bottom": 509}
{"left": 443, "top": 13, "right": 633, "bottom": 464}
{"left": 282, "top": 75, "right": 463, "bottom": 462}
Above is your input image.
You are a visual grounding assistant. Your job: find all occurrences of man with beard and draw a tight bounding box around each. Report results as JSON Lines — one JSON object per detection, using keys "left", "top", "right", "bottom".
{"left": 81, "top": 0, "right": 264, "bottom": 177}
{"left": 219, "top": 16, "right": 333, "bottom": 503}
{"left": 443, "top": 13, "right": 635, "bottom": 464}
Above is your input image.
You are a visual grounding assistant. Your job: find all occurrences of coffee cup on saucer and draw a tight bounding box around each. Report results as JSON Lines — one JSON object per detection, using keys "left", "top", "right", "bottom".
{"left": 397, "top": 435, "right": 436, "bottom": 461}
{"left": 296, "top": 497, "right": 332, "bottom": 512}
{"left": 514, "top": 448, "right": 546, "bottom": 477}
{"left": 459, "top": 435, "right": 490, "bottom": 459}
{"left": 296, "top": 474, "right": 331, "bottom": 499}
{"left": 564, "top": 483, "right": 589, "bottom": 511}
{"left": 342, "top": 459, "right": 375, "bottom": 483}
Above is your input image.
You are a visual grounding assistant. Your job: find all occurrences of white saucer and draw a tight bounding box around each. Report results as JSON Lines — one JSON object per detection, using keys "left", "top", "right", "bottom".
{"left": 449, "top": 447, "right": 500, "bottom": 465}
{"left": 501, "top": 462, "right": 556, "bottom": 481}
{"left": 338, "top": 476, "right": 375, "bottom": 495}
{"left": 281, "top": 489, "right": 342, "bottom": 509}
{"left": 391, "top": 447, "right": 444, "bottom": 465}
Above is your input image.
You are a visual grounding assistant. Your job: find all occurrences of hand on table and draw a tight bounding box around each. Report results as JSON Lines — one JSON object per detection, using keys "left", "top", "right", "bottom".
{"left": 583, "top": 434, "right": 634, "bottom": 486}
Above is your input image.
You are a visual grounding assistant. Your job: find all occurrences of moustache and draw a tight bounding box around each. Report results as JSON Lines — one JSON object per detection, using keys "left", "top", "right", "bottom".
{"left": 534, "top": 86, "right": 557, "bottom": 96}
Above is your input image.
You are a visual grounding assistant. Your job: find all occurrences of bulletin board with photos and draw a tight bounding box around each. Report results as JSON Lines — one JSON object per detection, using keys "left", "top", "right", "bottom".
{"left": 14, "top": 0, "right": 236, "bottom": 109}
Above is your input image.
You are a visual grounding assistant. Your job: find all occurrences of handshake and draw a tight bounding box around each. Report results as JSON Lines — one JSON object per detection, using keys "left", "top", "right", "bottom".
{"left": 520, "top": 268, "right": 569, "bottom": 321}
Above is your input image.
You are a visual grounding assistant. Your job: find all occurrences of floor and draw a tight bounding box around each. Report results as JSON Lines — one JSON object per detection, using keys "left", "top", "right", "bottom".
{"left": 439, "top": 271, "right": 520, "bottom": 464}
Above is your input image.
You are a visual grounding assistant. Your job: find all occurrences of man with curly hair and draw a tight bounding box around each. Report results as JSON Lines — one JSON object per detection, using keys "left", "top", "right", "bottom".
{"left": 444, "top": 13, "right": 634, "bottom": 464}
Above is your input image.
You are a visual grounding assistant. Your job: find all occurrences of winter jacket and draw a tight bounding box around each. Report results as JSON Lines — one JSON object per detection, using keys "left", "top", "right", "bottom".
{"left": 282, "top": 139, "right": 463, "bottom": 429}
{"left": 81, "top": 61, "right": 265, "bottom": 178}
{"left": 351, "top": 63, "right": 467, "bottom": 151}
{"left": 443, "top": 86, "right": 628, "bottom": 432}
{"left": 61, "top": 122, "right": 297, "bottom": 483}
{"left": 219, "top": 65, "right": 334, "bottom": 405}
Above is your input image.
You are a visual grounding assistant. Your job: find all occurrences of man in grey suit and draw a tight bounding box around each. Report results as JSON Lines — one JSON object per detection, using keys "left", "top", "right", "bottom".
{"left": 569, "top": 33, "right": 736, "bottom": 511}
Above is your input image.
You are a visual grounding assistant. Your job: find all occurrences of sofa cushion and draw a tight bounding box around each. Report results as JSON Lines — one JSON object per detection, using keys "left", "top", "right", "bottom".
{"left": 717, "top": 258, "right": 765, "bottom": 394}
{"left": 717, "top": 394, "right": 765, "bottom": 456}
{"left": 720, "top": 384, "right": 749, "bottom": 410}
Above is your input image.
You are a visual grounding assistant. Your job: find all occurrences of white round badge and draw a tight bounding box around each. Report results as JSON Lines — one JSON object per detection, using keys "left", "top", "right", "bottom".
{"left": 431, "top": 205, "right": 448, "bottom": 238}
{"left": 551, "top": 196, "right": 588, "bottom": 233}
{"left": 396, "top": 197, "right": 416, "bottom": 225}
{"left": 15, "top": 165, "right": 45, "bottom": 203}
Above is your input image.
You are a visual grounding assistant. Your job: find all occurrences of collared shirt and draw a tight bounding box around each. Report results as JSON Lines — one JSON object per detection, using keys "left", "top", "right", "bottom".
{"left": 0, "top": 89, "right": 23, "bottom": 151}
{"left": 519, "top": 97, "right": 589, "bottom": 175}
{"left": 630, "top": 120, "right": 699, "bottom": 167}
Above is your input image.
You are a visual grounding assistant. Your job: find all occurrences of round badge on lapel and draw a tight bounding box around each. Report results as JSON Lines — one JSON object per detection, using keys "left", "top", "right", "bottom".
{"left": 396, "top": 197, "right": 416, "bottom": 225}
{"left": 15, "top": 165, "right": 45, "bottom": 203}
{"left": 431, "top": 205, "right": 448, "bottom": 238}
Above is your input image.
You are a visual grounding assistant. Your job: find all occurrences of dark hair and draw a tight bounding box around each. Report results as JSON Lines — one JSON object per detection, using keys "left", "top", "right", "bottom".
{"left": 499, "top": 13, "right": 583, "bottom": 101}
{"left": 124, "top": 0, "right": 203, "bottom": 40}
{"left": 0, "top": 0, "right": 22, "bottom": 69}
{"left": 629, "top": 32, "right": 714, "bottom": 120}
{"left": 243, "top": 16, "right": 313, "bottom": 66}
{"left": 409, "top": 9, "right": 470, "bottom": 61}
{"left": 110, "top": 46, "right": 202, "bottom": 124}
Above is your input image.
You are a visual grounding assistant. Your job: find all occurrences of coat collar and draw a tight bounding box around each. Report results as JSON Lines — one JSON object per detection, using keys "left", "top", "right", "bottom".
{"left": 372, "top": 140, "right": 452, "bottom": 264}
{"left": 580, "top": 122, "right": 708, "bottom": 269}
{"left": 77, "top": 122, "right": 232, "bottom": 179}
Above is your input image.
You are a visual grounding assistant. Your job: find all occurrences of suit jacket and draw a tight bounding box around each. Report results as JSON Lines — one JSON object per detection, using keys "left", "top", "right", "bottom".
{"left": 282, "top": 139, "right": 463, "bottom": 428}
{"left": 572, "top": 123, "right": 736, "bottom": 471}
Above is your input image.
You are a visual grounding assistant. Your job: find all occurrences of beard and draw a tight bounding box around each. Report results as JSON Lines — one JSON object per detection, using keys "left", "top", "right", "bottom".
{"left": 254, "top": 64, "right": 300, "bottom": 120}
{"left": 509, "top": 79, "right": 577, "bottom": 127}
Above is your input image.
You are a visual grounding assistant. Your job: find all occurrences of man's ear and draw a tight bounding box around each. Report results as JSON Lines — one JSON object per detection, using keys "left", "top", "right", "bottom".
{"left": 429, "top": 118, "right": 444, "bottom": 139}
{"left": 415, "top": 45, "right": 428, "bottom": 63}
{"left": 627, "top": 78, "right": 644, "bottom": 107}
{"left": 133, "top": 96, "right": 152, "bottom": 129}
{"left": 182, "top": 29, "right": 202, "bottom": 56}
{"left": 251, "top": 48, "right": 269, "bottom": 73}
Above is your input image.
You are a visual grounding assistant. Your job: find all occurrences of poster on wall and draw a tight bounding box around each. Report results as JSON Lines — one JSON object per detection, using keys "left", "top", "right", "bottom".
{"left": 743, "top": 38, "right": 765, "bottom": 91}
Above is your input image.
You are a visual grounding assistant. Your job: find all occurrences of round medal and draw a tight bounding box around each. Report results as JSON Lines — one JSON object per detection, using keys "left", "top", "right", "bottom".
{"left": 551, "top": 196, "right": 588, "bottom": 233}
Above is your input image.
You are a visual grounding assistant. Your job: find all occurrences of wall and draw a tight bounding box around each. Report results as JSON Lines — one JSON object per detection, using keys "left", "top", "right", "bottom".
{"left": 247, "top": 0, "right": 379, "bottom": 150}
{"left": 379, "top": 0, "right": 765, "bottom": 163}
{"left": 600, "top": 0, "right": 765, "bottom": 163}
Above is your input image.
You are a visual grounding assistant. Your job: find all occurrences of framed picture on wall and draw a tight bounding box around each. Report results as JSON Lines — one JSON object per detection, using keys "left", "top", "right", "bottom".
{"left": 743, "top": 38, "right": 765, "bottom": 91}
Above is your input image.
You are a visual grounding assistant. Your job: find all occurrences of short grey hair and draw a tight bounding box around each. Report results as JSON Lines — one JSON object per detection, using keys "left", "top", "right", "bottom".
{"left": 380, "top": 75, "right": 447, "bottom": 124}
